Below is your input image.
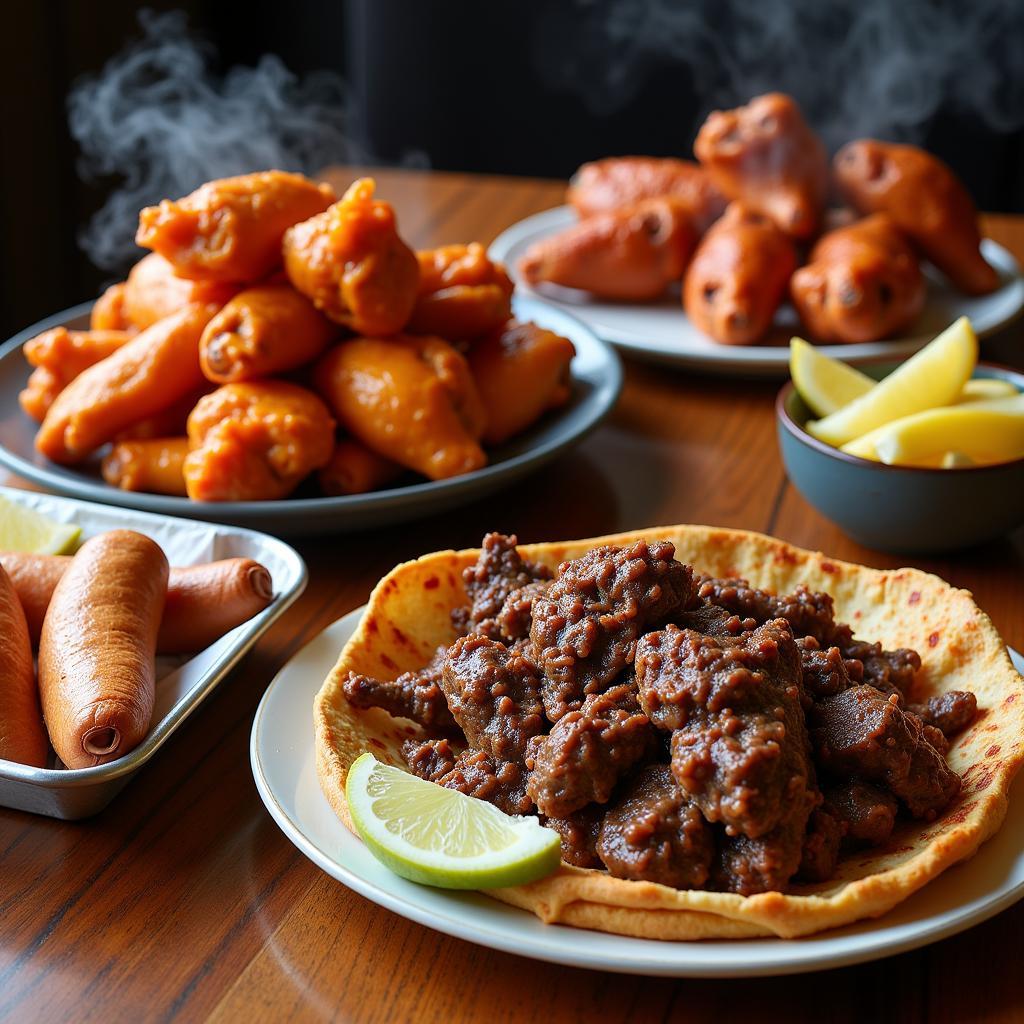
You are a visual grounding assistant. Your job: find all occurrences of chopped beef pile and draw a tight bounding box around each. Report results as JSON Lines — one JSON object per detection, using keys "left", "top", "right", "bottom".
{"left": 346, "top": 534, "right": 977, "bottom": 896}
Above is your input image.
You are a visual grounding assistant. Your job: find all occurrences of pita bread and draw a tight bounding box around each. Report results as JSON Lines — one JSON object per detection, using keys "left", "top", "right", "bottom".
{"left": 314, "top": 525, "right": 1024, "bottom": 940}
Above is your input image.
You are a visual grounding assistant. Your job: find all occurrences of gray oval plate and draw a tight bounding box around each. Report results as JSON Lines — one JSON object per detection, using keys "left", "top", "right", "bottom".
{"left": 0, "top": 296, "right": 622, "bottom": 535}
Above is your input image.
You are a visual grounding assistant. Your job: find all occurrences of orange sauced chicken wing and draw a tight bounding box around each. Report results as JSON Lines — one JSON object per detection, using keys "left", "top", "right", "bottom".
{"left": 199, "top": 283, "right": 338, "bottom": 383}
{"left": 833, "top": 140, "right": 999, "bottom": 296}
{"left": 90, "top": 282, "right": 131, "bottom": 331}
{"left": 468, "top": 321, "right": 576, "bottom": 445}
{"left": 407, "top": 244, "right": 513, "bottom": 341}
{"left": 184, "top": 381, "right": 335, "bottom": 502}
{"left": 519, "top": 196, "right": 696, "bottom": 302}
{"left": 283, "top": 178, "right": 419, "bottom": 336}
{"left": 790, "top": 214, "right": 925, "bottom": 344}
{"left": 123, "top": 252, "right": 238, "bottom": 331}
{"left": 314, "top": 335, "right": 486, "bottom": 480}
{"left": 683, "top": 202, "right": 797, "bottom": 345}
{"left": 36, "top": 304, "right": 216, "bottom": 464}
{"left": 695, "top": 93, "right": 828, "bottom": 240}
{"left": 318, "top": 438, "right": 404, "bottom": 496}
{"left": 113, "top": 389, "right": 211, "bottom": 442}
{"left": 136, "top": 170, "right": 335, "bottom": 283}
{"left": 19, "top": 327, "right": 133, "bottom": 422}
{"left": 567, "top": 157, "right": 726, "bottom": 233}
{"left": 102, "top": 438, "right": 190, "bottom": 496}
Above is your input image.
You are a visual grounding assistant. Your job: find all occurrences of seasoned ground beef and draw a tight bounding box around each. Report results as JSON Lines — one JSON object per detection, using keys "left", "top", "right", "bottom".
{"left": 440, "top": 634, "right": 544, "bottom": 762}
{"left": 544, "top": 805, "right": 604, "bottom": 868}
{"left": 496, "top": 580, "right": 550, "bottom": 642}
{"left": 824, "top": 780, "right": 899, "bottom": 847}
{"left": 343, "top": 647, "right": 458, "bottom": 735}
{"left": 597, "top": 765, "right": 714, "bottom": 889}
{"left": 698, "top": 578, "right": 839, "bottom": 644}
{"left": 798, "top": 806, "right": 845, "bottom": 882}
{"left": 526, "top": 683, "right": 656, "bottom": 817}
{"left": 677, "top": 604, "right": 756, "bottom": 639}
{"left": 798, "top": 637, "right": 861, "bottom": 700}
{"left": 811, "top": 685, "right": 960, "bottom": 819}
{"left": 636, "top": 619, "right": 814, "bottom": 842}
{"left": 908, "top": 690, "right": 978, "bottom": 737}
{"left": 530, "top": 540, "right": 695, "bottom": 721}
{"left": 840, "top": 640, "right": 922, "bottom": 699}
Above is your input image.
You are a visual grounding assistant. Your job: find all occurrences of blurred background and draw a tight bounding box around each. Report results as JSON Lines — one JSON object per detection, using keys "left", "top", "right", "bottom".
{"left": 6, "top": 0, "right": 1024, "bottom": 339}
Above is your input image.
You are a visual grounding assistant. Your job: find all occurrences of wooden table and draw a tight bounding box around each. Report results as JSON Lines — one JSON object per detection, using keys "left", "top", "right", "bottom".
{"left": 2, "top": 168, "right": 1023, "bottom": 1023}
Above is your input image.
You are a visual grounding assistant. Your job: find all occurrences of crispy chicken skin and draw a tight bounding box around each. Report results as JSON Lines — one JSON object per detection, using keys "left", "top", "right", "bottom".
{"left": 122, "top": 253, "right": 238, "bottom": 331}
{"left": 683, "top": 202, "right": 797, "bottom": 345}
{"left": 36, "top": 304, "right": 216, "bottom": 464}
{"left": 90, "top": 282, "right": 130, "bottom": 331}
{"left": 790, "top": 213, "right": 925, "bottom": 343}
{"left": 833, "top": 140, "right": 999, "bottom": 296}
{"left": 314, "top": 335, "right": 486, "bottom": 481}
{"left": 184, "top": 380, "right": 335, "bottom": 501}
{"left": 101, "top": 437, "right": 189, "bottom": 496}
{"left": 694, "top": 92, "right": 828, "bottom": 240}
{"left": 317, "top": 438, "right": 403, "bottom": 496}
{"left": 283, "top": 177, "right": 419, "bottom": 335}
{"left": 408, "top": 243, "right": 514, "bottom": 341}
{"left": 19, "top": 327, "right": 132, "bottom": 422}
{"left": 567, "top": 156, "right": 727, "bottom": 233}
{"left": 199, "top": 283, "right": 338, "bottom": 383}
{"left": 520, "top": 197, "right": 696, "bottom": 302}
{"left": 136, "top": 170, "right": 335, "bottom": 283}
{"left": 467, "top": 320, "right": 576, "bottom": 445}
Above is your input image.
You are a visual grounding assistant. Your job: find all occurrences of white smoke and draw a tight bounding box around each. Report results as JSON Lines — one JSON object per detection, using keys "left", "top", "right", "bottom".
{"left": 69, "top": 9, "right": 369, "bottom": 271}
{"left": 534, "top": 0, "right": 1024, "bottom": 148}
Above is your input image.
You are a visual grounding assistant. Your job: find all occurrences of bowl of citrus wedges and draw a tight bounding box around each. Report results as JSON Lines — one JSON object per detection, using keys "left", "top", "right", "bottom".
{"left": 777, "top": 317, "right": 1024, "bottom": 552}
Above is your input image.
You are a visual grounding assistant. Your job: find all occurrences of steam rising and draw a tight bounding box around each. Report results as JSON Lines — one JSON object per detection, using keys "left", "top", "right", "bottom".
{"left": 69, "top": 9, "right": 365, "bottom": 271}
{"left": 535, "top": 0, "right": 1024, "bottom": 147}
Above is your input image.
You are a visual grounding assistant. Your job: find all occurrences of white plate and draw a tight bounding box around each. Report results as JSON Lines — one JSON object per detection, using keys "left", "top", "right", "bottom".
{"left": 251, "top": 607, "right": 1024, "bottom": 978}
{"left": 490, "top": 206, "right": 1024, "bottom": 377}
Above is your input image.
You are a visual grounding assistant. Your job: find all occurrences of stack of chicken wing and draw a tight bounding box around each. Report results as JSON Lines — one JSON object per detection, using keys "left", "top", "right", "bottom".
{"left": 22, "top": 173, "right": 576, "bottom": 501}
{"left": 520, "top": 92, "right": 1001, "bottom": 346}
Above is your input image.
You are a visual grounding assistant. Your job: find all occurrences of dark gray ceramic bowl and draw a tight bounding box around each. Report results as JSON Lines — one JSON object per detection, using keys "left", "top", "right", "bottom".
{"left": 776, "top": 363, "right": 1024, "bottom": 553}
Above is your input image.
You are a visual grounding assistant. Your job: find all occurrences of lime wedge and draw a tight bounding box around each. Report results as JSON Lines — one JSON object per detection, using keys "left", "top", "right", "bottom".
{"left": 789, "top": 337, "right": 874, "bottom": 417}
{"left": 807, "top": 318, "right": 978, "bottom": 447}
{"left": 345, "top": 752, "right": 561, "bottom": 889}
{"left": 0, "top": 497, "right": 81, "bottom": 554}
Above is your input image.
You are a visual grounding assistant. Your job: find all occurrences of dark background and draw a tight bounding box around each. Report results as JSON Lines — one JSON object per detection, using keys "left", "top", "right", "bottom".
{"left": 4, "top": 0, "right": 1024, "bottom": 340}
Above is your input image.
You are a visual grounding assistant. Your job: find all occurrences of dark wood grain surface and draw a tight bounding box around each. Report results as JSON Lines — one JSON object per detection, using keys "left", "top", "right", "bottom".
{"left": 1, "top": 168, "right": 1023, "bottom": 1023}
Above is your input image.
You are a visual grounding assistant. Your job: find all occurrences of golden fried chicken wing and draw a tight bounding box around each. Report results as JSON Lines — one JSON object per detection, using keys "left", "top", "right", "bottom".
{"left": 283, "top": 178, "right": 419, "bottom": 335}
{"left": 123, "top": 253, "right": 238, "bottom": 330}
{"left": 314, "top": 335, "right": 486, "bottom": 480}
{"left": 19, "top": 327, "right": 133, "bottom": 422}
{"left": 136, "top": 170, "right": 335, "bottom": 283}
{"left": 318, "top": 438, "right": 403, "bottom": 496}
{"left": 683, "top": 202, "right": 797, "bottom": 345}
{"left": 184, "top": 381, "right": 335, "bottom": 501}
{"left": 695, "top": 93, "right": 828, "bottom": 239}
{"left": 790, "top": 214, "right": 925, "bottom": 343}
{"left": 36, "top": 304, "right": 216, "bottom": 464}
{"left": 90, "top": 282, "right": 130, "bottom": 331}
{"left": 833, "top": 140, "right": 999, "bottom": 296}
{"left": 407, "top": 244, "right": 513, "bottom": 341}
{"left": 468, "top": 321, "right": 575, "bottom": 444}
{"left": 519, "top": 197, "right": 696, "bottom": 301}
{"left": 567, "top": 157, "right": 726, "bottom": 233}
{"left": 199, "top": 283, "right": 338, "bottom": 383}
{"left": 113, "top": 389, "right": 211, "bottom": 442}
{"left": 102, "top": 437, "right": 189, "bottom": 497}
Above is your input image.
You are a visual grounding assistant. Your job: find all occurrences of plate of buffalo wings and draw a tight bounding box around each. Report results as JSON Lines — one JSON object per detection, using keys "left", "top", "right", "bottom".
{"left": 0, "top": 172, "right": 621, "bottom": 535}
{"left": 492, "top": 93, "right": 1024, "bottom": 376}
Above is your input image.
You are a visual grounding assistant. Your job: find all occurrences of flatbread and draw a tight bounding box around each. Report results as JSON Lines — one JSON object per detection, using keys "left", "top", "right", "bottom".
{"left": 314, "top": 525, "right": 1024, "bottom": 940}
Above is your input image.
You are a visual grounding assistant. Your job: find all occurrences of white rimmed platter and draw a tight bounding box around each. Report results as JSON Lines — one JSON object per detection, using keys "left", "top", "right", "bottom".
{"left": 251, "top": 606, "right": 1024, "bottom": 978}
{"left": 490, "top": 206, "right": 1024, "bottom": 377}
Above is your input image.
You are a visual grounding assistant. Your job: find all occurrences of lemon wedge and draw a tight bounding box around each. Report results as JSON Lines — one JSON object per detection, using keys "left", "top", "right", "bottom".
{"left": 808, "top": 318, "right": 978, "bottom": 447}
{"left": 789, "top": 337, "right": 875, "bottom": 417}
{"left": 345, "top": 752, "right": 561, "bottom": 889}
{"left": 840, "top": 395, "right": 1024, "bottom": 466}
{"left": 956, "top": 378, "right": 1020, "bottom": 402}
{"left": 0, "top": 497, "right": 81, "bottom": 554}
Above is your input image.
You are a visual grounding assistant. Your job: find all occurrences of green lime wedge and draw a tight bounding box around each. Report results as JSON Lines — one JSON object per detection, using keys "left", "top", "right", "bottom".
{"left": 345, "top": 752, "right": 561, "bottom": 889}
{"left": 0, "top": 497, "right": 81, "bottom": 554}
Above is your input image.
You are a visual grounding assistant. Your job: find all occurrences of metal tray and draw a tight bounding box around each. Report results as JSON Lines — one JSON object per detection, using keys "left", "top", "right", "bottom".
{"left": 0, "top": 486, "right": 307, "bottom": 819}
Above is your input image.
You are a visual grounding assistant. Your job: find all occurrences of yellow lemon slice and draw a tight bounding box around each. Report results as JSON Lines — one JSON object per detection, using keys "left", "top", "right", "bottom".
{"left": 0, "top": 496, "right": 81, "bottom": 554}
{"left": 789, "top": 337, "right": 875, "bottom": 417}
{"left": 956, "top": 378, "right": 1020, "bottom": 402}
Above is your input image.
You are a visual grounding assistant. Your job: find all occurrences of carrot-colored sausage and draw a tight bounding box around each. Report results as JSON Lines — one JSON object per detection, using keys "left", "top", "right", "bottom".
{"left": 0, "top": 564, "right": 48, "bottom": 767}
{"left": 38, "top": 531, "right": 168, "bottom": 768}
{"left": 1, "top": 553, "right": 273, "bottom": 652}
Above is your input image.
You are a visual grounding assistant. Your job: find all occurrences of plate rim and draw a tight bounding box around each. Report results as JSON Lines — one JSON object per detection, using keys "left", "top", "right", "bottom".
{"left": 0, "top": 297, "right": 623, "bottom": 528}
{"left": 250, "top": 608, "right": 1024, "bottom": 978}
